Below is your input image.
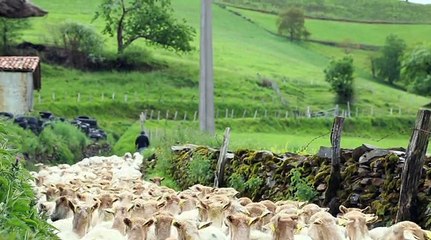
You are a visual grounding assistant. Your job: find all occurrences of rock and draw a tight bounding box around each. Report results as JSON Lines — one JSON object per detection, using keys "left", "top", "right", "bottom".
{"left": 358, "top": 167, "right": 371, "bottom": 177}
{"left": 361, "top": 178, "right": 371, "bottom": 185}
{"left": 359, "top": 149, "right": 391, "bottom": 164}
{"left": 317, "top": 146, "right": 332, "bottom": 159}
{"left": 317, "top": 184, "right": 326, "bottom": 192}
{"left": 371, "top": 178, "right": 384, "bottom": 186}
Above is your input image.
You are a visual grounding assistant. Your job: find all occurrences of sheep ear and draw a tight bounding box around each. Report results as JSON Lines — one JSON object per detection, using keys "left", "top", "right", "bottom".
{"left": 157, "top": 202, "right": 166, "bottom": 209}
{"left": 150, "top": 178, "right": 155, "bottom": 183}
{"left": 144, "top": 219, "right": 155, "bottom": 227}
{"left": 365, "top": 215, "right": 378, "bottom": 224}
{"left": 124, "top": 218, "right": 133, "bottom": 228}
{"left": 260, "top": 211, "right": 271, "bottom": 218}
{"left": 127, "top": 205, "right": 135, "bottom": 212}
{"left": 160, "top": 177, "right": 165, "bottom": 181}
{"left": 339, "top": 205, "right": 348, "bottom": 214}
{"left": 91, "top": 202, "right": 99, "bottom": 213}
{"left": 198, "top": 200, "right": 208, "bottom": 210}
{"left": 323, "top": 208, "right": 330, "bottom": 212}
{"left": 226, "top": 215, "right": 234, "bottom": 223}
{"left": 68, "top": 200, "right": 76, "bottom": 213}
{"left": 298, "top": 202, "right": 308, "bottom": 209}
{"left": 198, "top": 221, "right": 212, "bottom": 230}
{"left": 361, "top": 206, "right": 371, "bottom": 213}
{"left": 249, "top": 217, "right": 260, "bottom": 226}
{"left": 222, "top": 201, "right": 231, "bottom": 211}
{"left": 105, "top": 209, "right": 115, "bottom": 215}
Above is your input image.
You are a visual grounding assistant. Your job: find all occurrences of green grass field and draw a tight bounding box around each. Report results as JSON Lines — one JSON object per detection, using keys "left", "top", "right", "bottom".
{"left": 113, "top": 119, "right": 429, "bottom": 156}
{"left": 16, "top": 0, "right": 430, "bottom": 153}
{"left": 226, "top": 6, "right": 431, "bottom": 47}
{"left": 217, "top": 0, "right": 431, "bottom": 23}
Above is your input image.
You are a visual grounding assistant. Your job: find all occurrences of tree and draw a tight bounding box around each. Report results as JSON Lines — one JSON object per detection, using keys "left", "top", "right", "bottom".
{"left": 52, "top": 22, "right": 104, "bottom": 67}
{"left": 277, "top": 7, "right": 309, "bottom": 41}
{"left": 401, "top": 45, "right": 431, "bottom": 96}
{"left": 374, "top": 34, "right": 406, "bottom": 84}
{"left": 93, "top": 0, "right": 195, "bottom": 54}
{"left": 324, "top": 56, "right": 355, "bottom": 103}
{"left": 0, "top": 17, "right": 29, "bottom": 54}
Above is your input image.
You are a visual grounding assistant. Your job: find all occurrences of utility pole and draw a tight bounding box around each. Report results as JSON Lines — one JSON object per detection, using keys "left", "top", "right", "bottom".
{"left": 199, "top": 0, "right": 215, "bottom": 134}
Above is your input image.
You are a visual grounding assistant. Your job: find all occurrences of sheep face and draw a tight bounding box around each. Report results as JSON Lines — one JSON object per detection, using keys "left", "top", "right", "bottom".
{"left": 197, "top": 199, "right": 230, "bottom": 228}
{"left": 173, "top": 219, "right": 211, "bottom": 240}
{"left": 43, "top": 185, "right": 60, "bottom": 201}
{"left": 225, "top": 213, "right": 260, "bottom": 240}
{"left": 107, "top": 204, "right": 132, "bottom": 235}
{"left": 124, "top": 217, "right": 154, "bottom": 240}
{"left": 271, "top": 214, "right": 299, "bottom": 240}
{"left": 154, "top": 212, "right": 174, "bottom": 240}
{"left": 338, "top": 210, "right": 377, "bottom": 240}
{"left": 150, "top": 177, "right": 165, "bottom": 186}
{"left": 160, "top": 195, "right": 181, "bottom": 215}
{"left": 238, "top": 197, "right": 252, "bottom": 206}
{"left": 308, "top": 211, "right": 345, "bottom": 240}
{"left": 179, "top": 195, "right": 198, "bottom": 213}
{"left": 130, "top": 199, "right": 158, "bottom": 219}
{"left": 69, "top": 201, "right": 99, "bottom": 238}
{"left": 51, "top": 196, "right": 73, "bottom": 222}
{"left": 299, "top": 203, "right": 326, "bottom": 225}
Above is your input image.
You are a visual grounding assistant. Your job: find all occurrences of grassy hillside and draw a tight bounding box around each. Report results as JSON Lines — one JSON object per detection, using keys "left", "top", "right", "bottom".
{"left": 217, "top": 0, "right": 431, "bottom": 23}
{"left": 226, "top": 6, "right": 431, "bottom": 46}
{"left": 15, "top": 0, "right": 429, "bottom": 150}
{"left": 28, "top": 0, "right": 428, "bottom": 111}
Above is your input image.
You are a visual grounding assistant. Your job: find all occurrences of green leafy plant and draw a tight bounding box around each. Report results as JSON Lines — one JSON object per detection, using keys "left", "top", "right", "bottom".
{"left": 188, "top": 153, "right": 213, "bottom": 185}
{"left": 229, "top": 173, "right": 246, "bottom": 192}
{"left": 245, "top": 176, "right": 264, "bottom": 198}
{"left": 0, "top": 123, "right": 58, "bottom": 239}
{"left": 289, "top": 167, "right": 317, "bottom": 202}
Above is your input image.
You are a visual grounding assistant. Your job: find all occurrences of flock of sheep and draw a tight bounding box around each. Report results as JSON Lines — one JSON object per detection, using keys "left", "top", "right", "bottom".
{"left": 31, "top": 152, "right": 431, "bottom": 240}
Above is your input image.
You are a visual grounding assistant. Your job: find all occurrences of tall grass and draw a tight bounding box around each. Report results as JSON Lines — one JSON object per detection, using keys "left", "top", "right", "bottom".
{"left": 0, "top": 123, "right": 58, "bottom": 239}
{"left": 4, "top": 121, "right": 90, "bottom": 165}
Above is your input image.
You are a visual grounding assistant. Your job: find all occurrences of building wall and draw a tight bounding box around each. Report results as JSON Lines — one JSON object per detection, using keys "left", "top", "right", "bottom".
{"left": 0, "top": 72, "right": 34, "bottom": 115}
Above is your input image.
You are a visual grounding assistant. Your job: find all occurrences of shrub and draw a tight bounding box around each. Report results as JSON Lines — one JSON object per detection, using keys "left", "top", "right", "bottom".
{"left": 188, "top": 154, "right": 213, "bottom": 185}
{"left": 228, "top": 173, "right": 246, "bottom": 192}
{"left": 0, "top": 123, "right": 58, "bottom": 239}
{"left": 5, "top": 121, "right": 90, "bottom": 165}
{"left": 52, "top": 22, "right": 104, "bottom": 67}
{"left": 288, "top": 167, "right": 317, "bottom": 202}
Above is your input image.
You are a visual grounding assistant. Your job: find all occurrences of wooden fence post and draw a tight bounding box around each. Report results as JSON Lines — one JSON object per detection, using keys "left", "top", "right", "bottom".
{"left": 166, "top": 110, "right": 169, "bottom": 120}
{"left": 193, "top": 111, "right": 198, "bottom": 121}
{"left": 174, "top": 111, "right": 178, "bottom": 120}
{"left": 112, "top": 93, "right": 115, "bottom": 100}
{"left": 101, "top": 93, "right": 104, "bottom": 101}
{"left": 347, "top": 101, "right": 351, "bottom": 118}
{"left": 230, "top": 109, "right": 234, "bottom": 118}
{"left": 242, "top": 110, "right": 247, "bottom": 118}
{"left": 254, "top": 110, "right": 258, "bottom": 119}
{"left": 225, "top": 109, "right": 229, "bottom": 119}
{"left": 307, "top": 106, "right": 311, "bottom": 118}
{"left": 157, "top": 111, "right": 160, "bottom": 121}
{"left": 52, "top": 92, "right": 56, "bottom": 101}
{"left": 396, "top": 109, "right": 431, "bottom": 222}
{"left": 285, "top": 111, "right": 288, "bottom": 119}
{"left": 77, "top": 93, "right": 81, "bottom": 102}
{"left": 214, "top": 127, "right": 231, "bottom": 188}
{"left": 140, "top": 112, "right": 146, "bottom": 131}
{"left": 124, "top": 94, "right": 128, "bottom": 102}
{"left": 183, "top": 112, "right": 187, "bottom": 121}
{"left": 324, "top": 116, "right": 345, "bottom": 206}
{"left": 150, "top": 110, "right": 154, "bottom": 120}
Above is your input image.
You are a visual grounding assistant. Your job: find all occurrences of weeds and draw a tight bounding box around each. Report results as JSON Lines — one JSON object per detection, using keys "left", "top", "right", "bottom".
{"left": 288, "top": 167, "right": 317, "bottom": 202}
{"left": 0, "top": 123, "right": 58, "bottom": 239}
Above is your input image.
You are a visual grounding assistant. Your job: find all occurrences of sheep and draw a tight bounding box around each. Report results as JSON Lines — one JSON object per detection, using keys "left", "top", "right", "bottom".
{"left": 150, "top": 177, "right": 165, "bottom": 186}
{"left": 82, "top": 225, "right": 126, "bottom": 240}
{"left": 198, "top": 199, "right": 231, "bottom": 228}
{"left": 307, "top": 211, "right": 346, "bottom": 240}
{"left": 68, "top": 200, "right": 99, "bottom": 238}
{"left": 51, "top": 196, "right": 74, "bottom": 222}
{"left": 379, "top": 221, "right": 427, "bottom": 240}
{"left": 129, "top": 199, "right": 159, "bottom": 219}
{"left": 153, "top": 211, "right": 176, "bottom": 240}
{"left": 337, "top": 210, "right": 377, "bottom": 240}
{"left": 225, "top": 213, "right": 261, "bottom": 240}
{"left": 299, "top": 204, "right": 326, "bottom": 225}
{"left": 123, "top": 217, "right": 154, "bottom": 240}
{"left": 172, "top": 219, "right": 226, "bottom": 240}
{"left": 238, "top": 197, "right": 253, "bottom": 206}
{"left": 106, "top": 202, "right": 133, "bottom": 235}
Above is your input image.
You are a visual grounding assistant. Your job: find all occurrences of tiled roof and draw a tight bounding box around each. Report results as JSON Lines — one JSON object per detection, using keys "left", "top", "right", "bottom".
{"left": 0, "top": 56, "right": 40, "bottom": 72}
